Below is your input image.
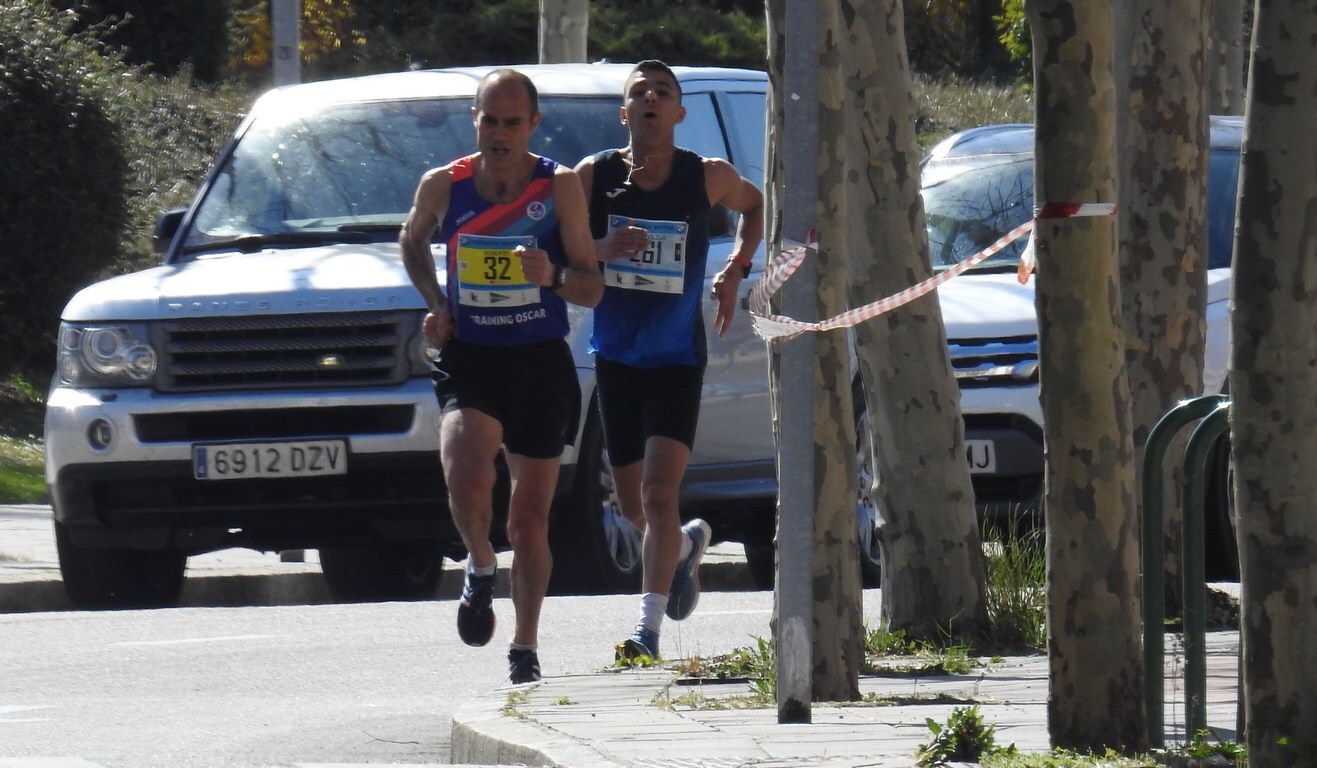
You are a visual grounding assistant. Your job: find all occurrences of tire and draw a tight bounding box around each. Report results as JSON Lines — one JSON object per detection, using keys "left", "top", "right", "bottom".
{"left": 1203, "top": 433, "right": 1239, "bottom": 582}
{"left": 319, "top": 544, "right": 446, "bottom": 602}
{"left": 54, "top": 520, "right": 186, "bottom": 610}
{"left": 854, "top": 403, "right": 883, "bottom": 588}
{"left": 548, "top": 405, "right": 643, "bottom": 595}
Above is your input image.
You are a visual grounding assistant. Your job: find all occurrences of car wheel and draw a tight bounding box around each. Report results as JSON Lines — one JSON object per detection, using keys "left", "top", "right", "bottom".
{"left": 854, "top": 404, "right": 883, "bottom": 588}
{"left": 319, "top": 543, "right": 446, "bottom": 602}
{"left": 54, "top": 520, "right": 186, "bottom": 610}
{"left": 1203, "top": 433, "right": 1239, "bottom": 582}
{"left": 548, "top": 405, "right": 643, "bottom": 595}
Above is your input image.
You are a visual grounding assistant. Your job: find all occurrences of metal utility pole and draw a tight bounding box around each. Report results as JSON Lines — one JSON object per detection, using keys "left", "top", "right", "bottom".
{"left": 538, "top": 0, "right": 589, "bottom": 63}
{"left": 774, "top": 0, "right": 818, "bottom": 725}
{"left": 272, "top": 0, "right": 301, "bottom": 86}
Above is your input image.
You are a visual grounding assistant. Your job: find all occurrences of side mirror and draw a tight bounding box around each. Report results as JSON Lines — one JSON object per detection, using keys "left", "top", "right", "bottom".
{"left": 152, "top": 209, "right": 187, "bottom": 254}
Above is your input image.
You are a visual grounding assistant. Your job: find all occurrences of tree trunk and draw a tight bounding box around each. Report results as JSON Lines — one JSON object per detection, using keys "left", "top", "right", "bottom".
{"left": 537, "top": 0, "right": 588, "bottom": 64}
{"left": 810, "top": 0, "right": 866, "bottom": 703}
{"left": 1208, "top": 0, "right": 1245, "bottom": 115}
{"left": 1027, "top": 0, "right": 1147, "bottom": 750}
{"left": 1119, "top": 0, "right": 1209, "bottom": 619}
{"left": 765, "top": 0, "right": 864, "bottom": 707}
{"left": 846, "top": 0, "right": 988, "bottom": 643}
{"left": 1233, "top": 1, "right": 1317, "bottom": 761}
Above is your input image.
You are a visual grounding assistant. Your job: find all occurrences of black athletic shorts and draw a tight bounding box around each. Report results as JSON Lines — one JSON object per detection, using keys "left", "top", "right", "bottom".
{"left": 595, "top": 356, "right": 703, "bottom": 467}
{"left": 432, "top": 337, "right": 581, "bottom": 459}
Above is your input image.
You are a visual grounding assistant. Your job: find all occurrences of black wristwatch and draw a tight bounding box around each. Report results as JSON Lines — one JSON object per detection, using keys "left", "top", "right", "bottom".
{"left": 550, "top": 265, "right": 568, "bottom": 291}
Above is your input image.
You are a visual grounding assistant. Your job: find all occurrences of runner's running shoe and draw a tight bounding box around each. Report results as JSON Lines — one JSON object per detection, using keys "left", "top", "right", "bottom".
{"left": 508, "top": 648, "right": 541, "bottom": 684}
{"left": 615, "top": 625, "right": 660, "bottom": 662}
{"left": 456, "top": 572, "right": 496, "bottom": 647}
{"left": 666, "top": 519, "right": 711, "bottom": 620}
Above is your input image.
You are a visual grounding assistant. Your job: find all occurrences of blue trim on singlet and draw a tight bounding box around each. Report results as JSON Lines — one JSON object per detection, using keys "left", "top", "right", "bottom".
{"left": 440, "top": 155, "right": 570, "bottom": 346}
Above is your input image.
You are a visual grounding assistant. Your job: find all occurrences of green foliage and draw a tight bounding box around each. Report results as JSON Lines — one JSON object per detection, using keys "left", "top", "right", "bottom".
{"left": 905, "top": 0, "right": 1014, "bottom": 80}
{"left": 993, "top": 0, "right": 1032, "bottom": 81}
{"left": 1278, "top": 734, "right": 1317, "bottom": 767}
{"left": 1176, "top": 729, "right": 1246, "bottom": 764}
{"left": 0, "top": 0, "right": 126, "bottom": 374}
{"left": 863, "top": 626, "right": 977, "bottom": 676}
{"left": 51, "top": 0, "right": 232, "bottom": 82}
{"left": 590, "top": 1, "right": 765, "bottom": 69}
{"left": 916, "top": 705, "right": 1016, "bottom": 767}
{"left": 336, "top": 0, "right": 540, "bottom": 74}
{"left": 679, "top": 636, "right": 776, "bottom": 697}
{"left": 110, "top": 73, "right": 249, "bottom": 274}
{"left": 0, "top": 0, "right": 250, "bottom": 379}
{"left": 911, "top": 73, "right": 1033, "bottom": 151}
{"left": 982, "top": 517, "right": 1047, "bottom": 652}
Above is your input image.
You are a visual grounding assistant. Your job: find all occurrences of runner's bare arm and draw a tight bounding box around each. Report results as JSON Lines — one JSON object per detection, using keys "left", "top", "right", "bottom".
{"left": 551, "top": 166, "right": 605, "bottom": 307}
{"left": 706, "top": 158, "right": 764, "bottom": 336}
{"left": 400, "top": 167, "right": 454, "bottom": 345}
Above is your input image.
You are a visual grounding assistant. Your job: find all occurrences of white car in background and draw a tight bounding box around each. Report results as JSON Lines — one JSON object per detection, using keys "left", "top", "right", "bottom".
{"left": 919, "top": 117, "right": 1240, "bottom": 580}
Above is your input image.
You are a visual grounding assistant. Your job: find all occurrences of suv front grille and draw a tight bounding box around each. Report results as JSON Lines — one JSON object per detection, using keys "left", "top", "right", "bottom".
{"left": 949, "top": 335, "right": 1038, "bottom": 388}
{"left": 156, "top": 312, "right": 415, "bottom": 392}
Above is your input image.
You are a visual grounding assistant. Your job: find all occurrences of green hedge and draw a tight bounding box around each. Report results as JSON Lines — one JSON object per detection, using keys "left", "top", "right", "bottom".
{"left": 0, "top": 2, "right": 127, "bottom": 375}
{"left": 0, "top": 1, "right": 249, "bottom": 378}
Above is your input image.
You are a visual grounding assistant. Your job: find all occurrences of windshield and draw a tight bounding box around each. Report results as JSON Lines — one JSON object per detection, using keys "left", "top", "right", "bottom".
{"left": 922, "top": 154, "right": 1033, "bottom": 269}
{"left": 182, "top": 95, "right": 628, "bottom": 256}
{"left": 921, "top": 146, "right": 1241, "bottom": 272}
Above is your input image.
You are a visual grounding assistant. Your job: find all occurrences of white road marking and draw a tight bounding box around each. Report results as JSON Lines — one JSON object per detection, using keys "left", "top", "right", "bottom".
{"left": 0, "top": 705, "right": 52, "bottom": 716}
{"left": 0, "top": 705, "right": 55, "bottom": 724}
{"left": 109, "top": 633, "right": 284, "bottom": 647}
{"left": 0, "top": 759, "right": 108, "bottom": 767}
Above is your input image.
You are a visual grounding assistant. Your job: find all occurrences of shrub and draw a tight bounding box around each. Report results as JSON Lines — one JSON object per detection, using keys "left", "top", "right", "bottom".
{"left": 0, "top": 1, "right": 127, "bottom": 375}
{"left": 0, "top": 2, "right": 250, "bottom": 378}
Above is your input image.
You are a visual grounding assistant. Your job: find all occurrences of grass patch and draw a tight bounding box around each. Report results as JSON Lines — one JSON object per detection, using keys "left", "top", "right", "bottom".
{"left": 0, "top": 435, "right": 47, "bottom": 504}
{"left": 863, "top": 627, "right": 978, "bottom": 677}
{"left": 0, "top": 373, "right": 47, "bottom": 505}
{"left": 500, "top": 688, "right": 532, "bottom": 719}
{"left": 982, "top": 516, "right": 1047, "bottom": 652}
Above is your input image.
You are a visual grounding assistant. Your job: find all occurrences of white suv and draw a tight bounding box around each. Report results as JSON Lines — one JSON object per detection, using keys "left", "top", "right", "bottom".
{"left": 919, "top": 117, "right": 1240, "bottom": 578}
{"left": 44, "top": 63, "right": 772, "bottom": 608}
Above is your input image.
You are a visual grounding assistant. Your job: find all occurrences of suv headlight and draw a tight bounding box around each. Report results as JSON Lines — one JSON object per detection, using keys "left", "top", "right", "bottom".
{"left": 407, "top": 311, "right": 440, "bottom": 377}
{"left": 57, "top": 323, "right": 158, "bottom": 388}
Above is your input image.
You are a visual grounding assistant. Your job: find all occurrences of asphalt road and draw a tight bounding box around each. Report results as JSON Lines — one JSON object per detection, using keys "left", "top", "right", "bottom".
{"left": 0, "top": 586, "right": 827, "bottom": 767}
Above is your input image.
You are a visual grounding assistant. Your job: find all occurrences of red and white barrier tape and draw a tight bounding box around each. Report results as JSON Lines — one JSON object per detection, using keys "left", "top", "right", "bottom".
{"left": 750, "top": 202, "right": 1116, "bottom": 342}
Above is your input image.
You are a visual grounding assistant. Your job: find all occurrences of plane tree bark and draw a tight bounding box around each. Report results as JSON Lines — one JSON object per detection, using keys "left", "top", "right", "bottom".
{"left": 1232, "top": 0, "right": 1317, "bottom": 760}
{"left": 1026, "top": 0, "right": 1147, "bottom": 750}
{"left": 844, "top": 0, "right": 987, "bottom": 643}
{"left": 1118, "top": 0, "right": 1210, "bottom": 614}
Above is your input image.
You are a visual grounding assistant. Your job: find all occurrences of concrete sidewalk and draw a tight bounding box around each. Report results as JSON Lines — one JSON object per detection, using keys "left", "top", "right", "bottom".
{"left": 451, "top": 630, "right": 1241, "bottom": 767}
{"left": 1, "top": 503, "right": 1244, "bottom": 767}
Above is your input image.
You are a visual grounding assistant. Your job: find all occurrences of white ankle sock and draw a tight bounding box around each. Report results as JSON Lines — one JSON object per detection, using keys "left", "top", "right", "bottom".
{"left": 639, "top": 592, "right": 667, "bottom": 632}
{"left": 678, "top": 529, "right": 693, "bottom": 562}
